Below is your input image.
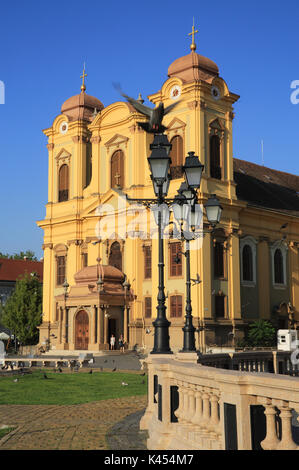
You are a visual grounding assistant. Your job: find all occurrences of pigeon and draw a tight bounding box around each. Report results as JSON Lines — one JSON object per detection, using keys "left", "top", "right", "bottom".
{"left": 114, "top": 84, "right": 180, "bottom": 134}
{"left": 191, "top": 274, "right": 202, "bottom": 286}
{"left": 112, "top": 367, "right": 117, "bottom": 372}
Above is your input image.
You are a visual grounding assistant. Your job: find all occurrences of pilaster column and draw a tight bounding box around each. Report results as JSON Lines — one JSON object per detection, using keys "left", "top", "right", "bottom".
{"left": 104, "top": 305, "right": 109, "bottom": 345}
{"left": 124, "top": 305, "right": 129, "bottom": 343}
{"left": 258, "top": 238, "right": 270, "bottom": 319}
{"left": 92, "top": 305, "right": 97, "bottom": 344}
{"left": 59, "top": 307, "right": 63, "bottom": 344}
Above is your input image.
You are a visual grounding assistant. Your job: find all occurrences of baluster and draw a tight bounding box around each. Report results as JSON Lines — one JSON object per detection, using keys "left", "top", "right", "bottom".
{"left": 207, "top": 391, "right": 221, "bottom": 436}
{"left": 260, "top": 400, "right": 280, "bottom": 450}
{"left": 186, "top": 385, "right": 196, "bottom": 423}
{"left": 174, "top": 380, "right": 183, "bottom": 421}
{"left": 200, "top": 389, "right": 211, "bottom": 431}
{"left": 276, "top": 404, "right": 298, "bottom": 450}
{"left": 191, "top": 386, "right": 203, "bottom": 427}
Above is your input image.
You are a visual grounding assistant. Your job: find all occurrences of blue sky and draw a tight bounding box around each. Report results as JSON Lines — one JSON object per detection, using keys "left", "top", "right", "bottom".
{"left": 0, "top": 0, "right": 299, "bottom": 259}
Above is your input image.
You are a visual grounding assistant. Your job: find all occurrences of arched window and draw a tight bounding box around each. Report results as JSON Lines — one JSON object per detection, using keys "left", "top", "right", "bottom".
{"left": 242, "top": 245, "right": 253, "bottom": 282}
{"left": 111, "top": 150, "right": 124, "bottom": 189}
{"left": 108, "top": 241, "right": 122, "bottom": 271}
{"left": 210, "top": 135, "right": 221, "bottom": 179}
{"left": 58, "top": 164, "right": 69, "bottom": 202}
{"left": 169, "top": 135, "right": 184, "bottom": 178}
{"left": 274, "top": 248, "right": 284, "bottom": 284}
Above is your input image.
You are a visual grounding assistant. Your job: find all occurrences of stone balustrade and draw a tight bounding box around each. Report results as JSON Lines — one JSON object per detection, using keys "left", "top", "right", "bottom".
{"left": 140, "top": 353, "right": 299, "bottom": 450}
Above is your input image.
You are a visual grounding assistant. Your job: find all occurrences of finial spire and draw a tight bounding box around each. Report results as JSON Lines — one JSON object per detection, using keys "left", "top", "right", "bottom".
{"left": 80, "top": 63, "right": 87, "bottom": 93}
{"left": 188, "top": 17, "right": 199, "bottom": 51}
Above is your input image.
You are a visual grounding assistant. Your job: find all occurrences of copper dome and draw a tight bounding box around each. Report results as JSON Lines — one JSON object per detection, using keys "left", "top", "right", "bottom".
{"left": 168, "top": 51, "right": 219, "bottom": 83}
{"left": 61, "top": 92, "right": 104, "bottom": 122}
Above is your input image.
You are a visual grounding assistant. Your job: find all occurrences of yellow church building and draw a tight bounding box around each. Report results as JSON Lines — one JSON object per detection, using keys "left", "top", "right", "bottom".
{"left": 37, "top": 33, "right": 299, "bottom": 354}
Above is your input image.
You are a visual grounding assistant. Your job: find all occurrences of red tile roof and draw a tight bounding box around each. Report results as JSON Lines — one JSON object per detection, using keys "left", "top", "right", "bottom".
{"left": 233, "top": 158, "right": 299, "bottom": 216}
{"left": 0, "top": 258, "right": 43, "bottom": 282}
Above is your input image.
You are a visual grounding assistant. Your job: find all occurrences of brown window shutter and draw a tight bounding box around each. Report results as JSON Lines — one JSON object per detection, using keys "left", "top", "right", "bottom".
{"left": 274, "top": 249, "right": 284, "bottom": 284}
{"left": 144, "top": 297, "right": 152, "bottom": 318}
{"left": 210, "top": 135, "right": 221, "bottom": 179}
{"left": 57, "top": 256, "right": 66, "bottom": 285}
{"left": 214, "top": 242, "right": 224, "bottom": 278}
{"left": 170, "top": 242, "right": 182, "bottom": 276}
{"left": 108, "top": 241, "right": 122, "bottom": 271}
{"left": 144, "top": 246, "right": 152, "bottom": 279}
{"left": 170, "top": 295, "right": 183, "bottom": 318}
{"left": 170, "top": 136, "right": 183, "bottom": 178}
{"left": 215, "top": 295, "right": 225, "bottom": 318}
{"left": 58, "top": 165, "right": 69, "bottom": 202}
{"left": 111, "top": 150, "right": 124, "bottom": 189}
{"left": 242, "top": 245, "right": 253, "bottom": 281}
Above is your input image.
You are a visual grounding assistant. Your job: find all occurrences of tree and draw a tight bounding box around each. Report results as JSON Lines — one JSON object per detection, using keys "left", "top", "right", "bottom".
{"left": 0, "top": 273, "right": 43, "bottom": 345}
{"left": 0, "top": 250, "right": 38, "bottom": 261}
{"left": 247, "top": 320, "right": 276, "bottom": 347}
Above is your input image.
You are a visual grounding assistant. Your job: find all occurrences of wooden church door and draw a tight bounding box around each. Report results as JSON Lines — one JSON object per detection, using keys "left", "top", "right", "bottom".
{"left": 75, "top": 310, "right": 89, "bottom": 350}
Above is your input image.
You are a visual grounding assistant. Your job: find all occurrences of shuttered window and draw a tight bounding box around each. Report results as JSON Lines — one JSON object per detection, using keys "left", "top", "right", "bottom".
{"left": 144, "top": 245, "right": 152, "bottom": 279}
{"left": 170, "top": 135, "right": 184, "bottom": 178}
{"left": 214, "top": 242, "right": 224, "bottom": 278}
{"left": 111, "top": 150, "right": 124, "bottom": 189}
{"left": 274, "top": 248, "right": 284, "bottom": 284}
{"left": 210, "top": 135, "right": 221, "bottom": 179}
{"left": 57, "top": 256, "right": 66, "bottom": 285}
{"left": 170, "top": 295, "right": 183, "bottom": 318}
{"left": 58, "top": 164, "right": 69, "bottom": 202}
{"left": 108, "top": 241, "right": 122, "bottom": 271}
{"left": 170, "top": 242, "right": 182, "bottom": 277}
{"left": 215, "top": 295, "right": 225, "bottom": 318}
{"left": 242, "top": 245, "right": 253, "bottom": 282}
{"left": 144, "top": 297, "right": 152, "bottom": 318}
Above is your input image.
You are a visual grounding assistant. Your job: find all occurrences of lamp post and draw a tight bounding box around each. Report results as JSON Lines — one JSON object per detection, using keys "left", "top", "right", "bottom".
{"left": 126, "top": 132, "right": 222, "bottom": 354}
{"left": 172, "top": 182, "right": 223, "bottom": 353}
{"left": 63, "top": 279, "right": 69, "bottom": 344}
{"left": 126, "top": 134, "right": 173, "bottom": 354}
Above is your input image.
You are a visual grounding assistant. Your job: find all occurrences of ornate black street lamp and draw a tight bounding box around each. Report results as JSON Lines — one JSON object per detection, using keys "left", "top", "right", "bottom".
{"left": 126, "top": 134, "right": 173, "bottom": 354}
{"left": 126, "top": 132, "right": 222, "bottom": 354}
{"left": 172, "top": 186, "right": 223, "bottom": 352}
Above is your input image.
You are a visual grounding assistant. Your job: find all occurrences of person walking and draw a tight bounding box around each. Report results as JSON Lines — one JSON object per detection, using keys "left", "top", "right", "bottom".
{"left": 110, "top": 334, "right": 116, "bottom": 350}
{"left": 118, "top": 334, "right": 125, "bottom": 353}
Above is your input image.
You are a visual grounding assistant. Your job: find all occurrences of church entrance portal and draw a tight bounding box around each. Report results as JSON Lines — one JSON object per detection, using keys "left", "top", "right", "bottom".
{"left": 75, "top": 310, "right": 89, "bottom": 350}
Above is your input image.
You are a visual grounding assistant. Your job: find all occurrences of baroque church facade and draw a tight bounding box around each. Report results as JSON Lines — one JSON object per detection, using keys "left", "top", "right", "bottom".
{"left": 37, "top": 38, "right": 299, "bottom": 353}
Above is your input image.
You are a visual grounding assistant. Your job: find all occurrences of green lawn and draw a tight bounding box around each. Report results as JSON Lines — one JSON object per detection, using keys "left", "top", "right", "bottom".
{"left": 0, "top": 370, "right": 147, "bottom": 405}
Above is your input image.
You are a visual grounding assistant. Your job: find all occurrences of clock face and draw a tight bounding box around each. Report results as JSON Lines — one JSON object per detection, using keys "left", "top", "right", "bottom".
{"left": 211, "top": 86, "right": 221, "bottom": 101}
{"left": 170, "top": 85, "right": 181, "bottom": 100}
{"left": 59, "top": 121, "right": 68, "bottom": 134}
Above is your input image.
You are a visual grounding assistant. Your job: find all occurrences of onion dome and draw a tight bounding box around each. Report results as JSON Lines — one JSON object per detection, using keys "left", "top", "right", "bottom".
{"left": 168, "top": 22, "right": 219, "bottom": 83}
{"left": 168, "top": 51, "right": 219, "bottom": 84}
{"left": 61, "top": 65, "right": 104, "bottom": 121}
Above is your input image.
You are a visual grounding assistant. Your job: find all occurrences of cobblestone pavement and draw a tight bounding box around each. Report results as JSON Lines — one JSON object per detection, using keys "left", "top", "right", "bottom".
{"left": 0, "top": 396, "right": 147, "bottom": 450}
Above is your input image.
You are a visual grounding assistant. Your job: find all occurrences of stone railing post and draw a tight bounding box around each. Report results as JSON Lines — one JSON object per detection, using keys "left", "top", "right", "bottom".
{"left": 259, "top": 398, "right": 280, "bottom": 450}
{"left": 276, "top": 402, "right": 299, "bottom": 450}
